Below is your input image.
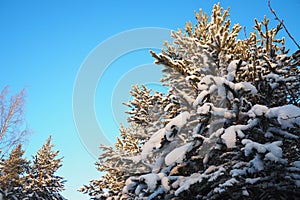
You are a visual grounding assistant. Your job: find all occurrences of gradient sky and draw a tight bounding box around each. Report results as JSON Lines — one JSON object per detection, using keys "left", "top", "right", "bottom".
{"left": 0, "top": 0, "right": 299, "bottom": 199}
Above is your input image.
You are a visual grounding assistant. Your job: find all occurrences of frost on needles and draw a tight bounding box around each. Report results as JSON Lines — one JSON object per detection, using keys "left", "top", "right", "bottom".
{"left": 80, "top": 3, "right": 300, "bottom": 200}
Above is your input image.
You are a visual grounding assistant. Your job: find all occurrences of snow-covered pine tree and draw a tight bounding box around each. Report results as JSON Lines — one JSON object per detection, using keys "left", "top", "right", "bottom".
{"left": 0, "top": 144, "right": 29, "bottom": 199}
{"left": 79, "top": 85, "right": 180, "bottom": 198}
{"left": 83, "top": 3, "right": 300, "bottom": 199}
{"left": 24, "top": 136, "right": 66, "bottom": 200}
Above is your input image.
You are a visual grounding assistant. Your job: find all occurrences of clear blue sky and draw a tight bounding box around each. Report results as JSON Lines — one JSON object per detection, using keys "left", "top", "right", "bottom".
{"left": 0, "top": 0, "right": 299, "bottom": 199}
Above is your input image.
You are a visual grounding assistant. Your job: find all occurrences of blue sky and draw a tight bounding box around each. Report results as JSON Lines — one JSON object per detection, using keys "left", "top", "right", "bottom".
{"left": 0, "top": 0, "right": 299, "bottom": 199}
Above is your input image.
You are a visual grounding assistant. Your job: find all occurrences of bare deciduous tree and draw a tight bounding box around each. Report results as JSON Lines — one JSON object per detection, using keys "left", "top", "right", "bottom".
{"left": 0, "top": 86, "right": 29, "bottom": 157}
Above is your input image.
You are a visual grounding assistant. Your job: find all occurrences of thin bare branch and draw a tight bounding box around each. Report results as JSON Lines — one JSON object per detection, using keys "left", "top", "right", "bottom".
{"left": 243, "top": 26, "right": 248, "bottom": 39}
{"left": 0, "top": 87, "right": 29, "bottom": 157}
{"left": 268, "top": 0, "right": 300, "bottom": 49}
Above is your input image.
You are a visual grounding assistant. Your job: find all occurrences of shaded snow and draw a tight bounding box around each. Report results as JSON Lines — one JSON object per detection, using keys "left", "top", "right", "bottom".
{"left": 248, "top": 104, "right": 300, "bottom": 129}
{"left": 197, "top": 128, "right": 224, "bottom": 160}
{"left": 235, "top": 82, "right": 257, "bottom": 95}
{"left": 243, "top": 139, "right": 284, "bottom": 163}
{"left": 230, "top": 168, "right": 246, "bottom": 177}
{"left": 221, "top": 126, "right": 238, "bottom": 148}
{"left": 152, "top": 157, "right": 165, "bottom": 173}
{"left": 197, "top": 75, "right": 215, "bottom": 90}
{"left": 165, "top": 111, "right": 190, "bottom": 140}
{"left": 193, "top": 90, "right": 209, "bottom": 107}
{"left": 245, "top": 177, "right": 261, "bottom": 184}
{"left": 165, "top": 142, "right": 193, "bottom": 166}
{"left": 242, "top": 187, "right": 249, "bottom": 196}
{"left": 174, "top": 173, "right": 201, "bottom": 196}
{"left": 218, "top": 177, "right": 238, "bottom": 188}
{"left": 141, "top": 128, "right": 166, "bottom": 159}
{"left": 160, "top": 175, "right": 170, "bottom": 191}
{"left": 207, "top": 166, "right": 226, "bottom": 182}
{"left": 140, "top": 111, "right": 191, "bottom": 160}
{"left": 242, "top": 139, "right": 267, "bottom": 156}
{"left": 267, "top": 105, "right": 300, "bottom": 129}
{"left": 140, "top": 173, "right": 159, "bottom": 192}
{"left": 294, "top": 161, "right": 300, "bottom": 168}
{"left": 165, "top": 111, "right": 190, "bottom": 131}
{"left": 248, "top": 104, "right": 269, "bottom": 117}
{"left": 226, "top": 60, "right": 240, "bottom": 81}
{"left": 248, "top": 154, "right": 264, "bottom": 172}
{"left": 197, "top": 103, "right": 212, "bottom": 115}
{"left": 265, "top": 141, "right": 283, "bottom": 159}
{"left": 221, "top": 119, "right": 259, "bottom": 148}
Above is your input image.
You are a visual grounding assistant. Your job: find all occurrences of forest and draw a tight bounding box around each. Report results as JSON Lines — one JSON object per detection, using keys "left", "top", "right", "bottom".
{"left": 1, "top": 1, "right": 299, "bottom": 200}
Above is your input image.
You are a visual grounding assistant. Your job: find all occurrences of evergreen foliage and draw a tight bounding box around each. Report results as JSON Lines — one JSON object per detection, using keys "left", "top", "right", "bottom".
{"left": 81, "top": 3, "right": 300, "bottom": 200}
{"left": 23, "top": 136, "right": 66, "bottom": 200}
{"left": 0, "top": 137, "right": 66, "bottom": 200}
{"left": 0, "top": 145, "right": 29, "bottom": 199}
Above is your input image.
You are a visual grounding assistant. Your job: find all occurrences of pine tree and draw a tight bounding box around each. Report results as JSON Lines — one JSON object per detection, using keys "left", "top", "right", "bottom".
{"left": 0, "top": 144, "right": 29, "bottom": 199}
{"left": 24, "top": 136, "right": 66, "bottom": 200}
{"left": 79, "top": 85, "right": 180, "bottom": 198}
{"left": 83, "top": 3, "right": 300, "bottom": 199}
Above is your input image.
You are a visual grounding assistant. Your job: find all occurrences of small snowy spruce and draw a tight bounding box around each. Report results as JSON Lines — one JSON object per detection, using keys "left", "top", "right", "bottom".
{"left": 0, "top": 136, "right": 66, "bottom": 200}
{"left": 82, "top": 3, "right": 300, "bottom": 200}
{"left": 23, "top": 136, "right": 66, "bottom": 200}
{"left": 0, "top": 145, "right": 29, "bottom": 199}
